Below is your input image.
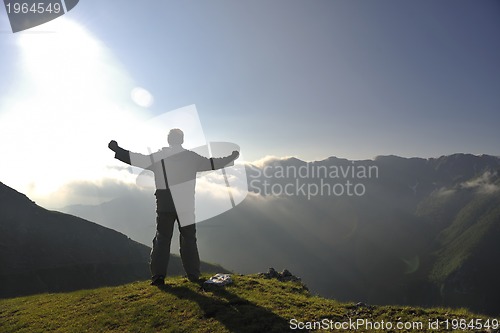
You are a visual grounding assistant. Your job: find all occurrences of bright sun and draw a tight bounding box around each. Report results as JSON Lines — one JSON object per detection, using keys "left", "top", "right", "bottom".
{"left": 0, "top": 18, "right": 149, "bottom": 207}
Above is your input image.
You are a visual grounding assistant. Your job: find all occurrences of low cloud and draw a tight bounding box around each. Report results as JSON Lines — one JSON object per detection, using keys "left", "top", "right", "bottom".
{"left": 44, "top": 178, "right": 147, "bottom": 209}
{"left": 460, "top": 171, "right": 500, "bottom": 194}
{"left": 435, "top": 187, "right": 457, "bottom": 197}
{"left": 248, "top": 155, "right": 296, "bottom": 168}
{"left": 106, "top": 165, "right": 134, "bottom": 173}
{"left": 196, "top": 169, "right": 248, "bottom": 202}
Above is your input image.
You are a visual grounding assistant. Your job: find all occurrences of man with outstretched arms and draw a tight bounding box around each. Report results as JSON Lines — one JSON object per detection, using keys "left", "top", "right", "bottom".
{"left": 108, "top": 129, "right": 239, "bottom": 285}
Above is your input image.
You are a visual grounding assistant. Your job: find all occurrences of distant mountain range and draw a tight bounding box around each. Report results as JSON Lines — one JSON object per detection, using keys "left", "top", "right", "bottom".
{"left": 0, "top": 182, "right": 226, "bottom": 298}
{"left": 61, "top": 153, "right": 500, "bottom": 315}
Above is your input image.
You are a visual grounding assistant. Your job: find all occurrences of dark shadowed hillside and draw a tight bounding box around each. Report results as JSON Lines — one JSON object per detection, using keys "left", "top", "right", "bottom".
{"left": 0, "top": 182, "right": 226, "bottom": 298}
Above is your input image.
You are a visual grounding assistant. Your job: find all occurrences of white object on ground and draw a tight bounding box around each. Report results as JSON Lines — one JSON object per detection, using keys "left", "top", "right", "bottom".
{"left": 204, "top": 273, "right": 233, "bottom": 286}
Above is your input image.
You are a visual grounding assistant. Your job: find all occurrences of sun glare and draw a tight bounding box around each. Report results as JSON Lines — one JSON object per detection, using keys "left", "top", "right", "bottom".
{"left": 0, "top": 18, "right": 149, "bottom": 207}
{"left": 131, "top": 87, "right": 154, "bottom": 108}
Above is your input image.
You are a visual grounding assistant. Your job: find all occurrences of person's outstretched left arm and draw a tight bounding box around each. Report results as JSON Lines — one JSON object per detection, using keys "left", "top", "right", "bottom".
{"left": 197, "top": 150, "right": 240, "bottom": 172}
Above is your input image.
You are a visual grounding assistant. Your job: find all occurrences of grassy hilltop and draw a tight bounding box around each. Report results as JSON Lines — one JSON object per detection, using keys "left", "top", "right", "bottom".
{"left": 1, "top": 274, "right": 497, "bottom": 333}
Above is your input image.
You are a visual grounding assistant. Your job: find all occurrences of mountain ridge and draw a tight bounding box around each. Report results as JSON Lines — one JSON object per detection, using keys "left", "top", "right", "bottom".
{"left": 56, "top": 153, "right": 500, "bottom": 315}
{"left": 1, "top": 274, "right": 496, "bottom": 333}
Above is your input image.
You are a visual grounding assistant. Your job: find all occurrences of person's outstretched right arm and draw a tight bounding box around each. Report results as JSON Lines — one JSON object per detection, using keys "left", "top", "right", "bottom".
{"left": 108, "top": 140, "right": 153, "bottom": 169}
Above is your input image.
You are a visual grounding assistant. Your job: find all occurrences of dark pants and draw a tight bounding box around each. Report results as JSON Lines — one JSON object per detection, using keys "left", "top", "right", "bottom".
{"left": 150, "top": 212, "right": 200, "bottom": 280}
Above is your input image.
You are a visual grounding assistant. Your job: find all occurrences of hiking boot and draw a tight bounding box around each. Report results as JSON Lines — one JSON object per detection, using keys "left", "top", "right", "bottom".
{"left": 186, "top": 275, "right": 204, "bottom": 284}
{"left": 151, "top": 276, "right": 165, "bottom": 286}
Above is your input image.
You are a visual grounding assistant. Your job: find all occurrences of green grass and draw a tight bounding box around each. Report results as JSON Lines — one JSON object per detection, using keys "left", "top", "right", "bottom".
{"left": 430, "top": 195, "right": 500, "bottom": 283}
{"left": 0, "top": 275, "right": 496, "bottom": 332}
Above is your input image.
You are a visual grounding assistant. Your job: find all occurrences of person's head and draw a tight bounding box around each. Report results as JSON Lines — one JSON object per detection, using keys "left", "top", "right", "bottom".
{"left": 168, "top": 128, "right": 184, "bottom": 146}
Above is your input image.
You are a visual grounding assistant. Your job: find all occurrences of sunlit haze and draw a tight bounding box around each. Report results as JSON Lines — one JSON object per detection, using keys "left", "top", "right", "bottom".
{"left": 0, "top": 18, "right": 151, "bottom": 206}
{"left": 1, "top": 1, "right": 499, "bottom": 209}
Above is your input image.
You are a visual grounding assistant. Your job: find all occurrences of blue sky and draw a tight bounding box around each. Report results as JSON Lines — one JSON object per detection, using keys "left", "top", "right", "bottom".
{"left": 0, "top": 0, "right": 499, "bottom": 206}
{"left": 80, "top": 0, "right": 500, "bottom": 161}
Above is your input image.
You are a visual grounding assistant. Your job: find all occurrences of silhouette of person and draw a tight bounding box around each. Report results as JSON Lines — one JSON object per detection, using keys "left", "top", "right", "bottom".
{"left": 108, "top": 129, "right": 239, "bottom": 285}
